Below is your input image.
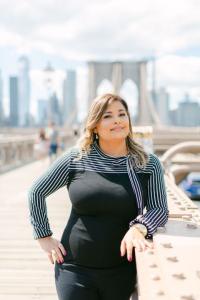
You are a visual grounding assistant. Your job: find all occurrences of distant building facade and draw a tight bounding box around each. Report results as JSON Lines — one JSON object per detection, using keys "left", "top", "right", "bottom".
{"left": 63, "top": 70, "right": 77, "bottom": 124}
{"left": 169, "top": 94, "right": 200, "bottom": 126}
{"left": 9, "top": 76, "right": 19, "bottom": 126}
{"left": 150, "top": 87, "right": 170, "bottom": 125}
{"left": 155, "top": 87, "right": 170, "bottom": 124}
{"left": 37, "top": 99, "right": 48, "bottom": 126}
{"left": 176, "top": 95, "right": 200, "bottom": 126}
{"left": 0, "top": 70, "right": 4, "bottom": 125}
{"left": 18, "top": 56, "right": 31, "bottom": 127}
{"left": 49, "top": 92, "right": 62, "bottom": 125}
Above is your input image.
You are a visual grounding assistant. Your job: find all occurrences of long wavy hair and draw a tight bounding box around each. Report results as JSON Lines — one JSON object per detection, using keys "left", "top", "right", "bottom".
{"left": 74, "top": 93, "right": 149, "bottom": 168}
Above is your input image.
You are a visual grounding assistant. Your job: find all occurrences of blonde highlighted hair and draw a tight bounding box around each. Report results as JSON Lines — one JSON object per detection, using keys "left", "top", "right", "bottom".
{"left": 74, "top": 93, "right": 149, "bottom": 169}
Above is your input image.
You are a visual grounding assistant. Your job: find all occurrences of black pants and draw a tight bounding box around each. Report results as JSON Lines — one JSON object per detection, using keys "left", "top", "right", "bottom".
{"left": 54, "top": 261, "right": 137, "bottom": 300}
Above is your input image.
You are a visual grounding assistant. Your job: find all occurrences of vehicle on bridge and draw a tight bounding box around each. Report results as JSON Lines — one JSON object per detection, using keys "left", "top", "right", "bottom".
{"left": 179, "top": 172, "right": 200, "bottom": 200}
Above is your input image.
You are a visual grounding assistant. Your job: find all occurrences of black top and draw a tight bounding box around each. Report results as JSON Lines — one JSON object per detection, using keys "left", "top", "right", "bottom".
{"left": 28, "top": 141, "right": 169, "bottom": 268}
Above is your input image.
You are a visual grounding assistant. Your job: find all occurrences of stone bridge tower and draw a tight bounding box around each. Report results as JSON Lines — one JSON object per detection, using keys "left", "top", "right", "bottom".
{"left": 87, "top": 61, "right": 160, "bottom": 125}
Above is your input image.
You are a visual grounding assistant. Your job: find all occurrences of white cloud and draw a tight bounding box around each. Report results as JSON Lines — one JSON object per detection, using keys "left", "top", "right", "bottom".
{"left": 156, "top": 55, "right": 200, "bottom": 87}
{"left": 0, "top": 0, "right": 199, "bottom": 59}
{"left": 1, "top": 0, "right": 200, "bottom": 115}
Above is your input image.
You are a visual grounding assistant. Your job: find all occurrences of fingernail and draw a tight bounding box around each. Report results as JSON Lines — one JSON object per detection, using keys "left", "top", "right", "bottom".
{"left": 128, "top": 257, "right": 132, "bottom": 262}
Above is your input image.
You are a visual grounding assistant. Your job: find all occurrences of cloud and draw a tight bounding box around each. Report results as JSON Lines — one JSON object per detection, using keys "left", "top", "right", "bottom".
{"left": 1, "top": 0, "right": 200, "bottom": 114}
{"left": 156, "top": 55, "right": 200, "bottom": 87}
{"left": 0, "top": 0, "right": 199, "bottom": 60}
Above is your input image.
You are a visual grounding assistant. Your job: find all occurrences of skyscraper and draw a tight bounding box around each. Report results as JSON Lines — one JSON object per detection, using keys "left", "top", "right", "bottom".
{"left": 0, "top": 70, "right": 4, "bottom": 125}
{"left": 49, "top": 92, "right": 62, "bottom": 125}
{"left": 63, "top": 70, "right": 77, "bottom": 124}
{"left": 37, "top": 99, "right": 48, "bottom": 126}
{"left": 176, "top": 94, "right": 200, "bottom": 126}
{"left": 18, "top": 56, "right": 31, "bottom": 127}
{"left": 9, "top": 76, "right": 19, "bottom": 127}
{"left": 155, "top": 87, "right": 170, "bottom": 125}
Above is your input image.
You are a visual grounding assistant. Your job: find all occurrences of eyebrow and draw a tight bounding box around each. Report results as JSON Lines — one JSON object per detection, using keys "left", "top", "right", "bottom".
{"left": 103, "top": 109, "right": 126, "bottom": 114}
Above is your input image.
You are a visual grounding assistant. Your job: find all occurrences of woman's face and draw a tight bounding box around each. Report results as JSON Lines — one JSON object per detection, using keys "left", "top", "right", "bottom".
{"left": 95, "top": 100, "right": 130, "bottom": 142}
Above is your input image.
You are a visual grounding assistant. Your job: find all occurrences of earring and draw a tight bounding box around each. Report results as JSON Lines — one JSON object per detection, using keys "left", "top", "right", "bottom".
{"left": 95, "top": 133, "right": 99, "bottom": 139}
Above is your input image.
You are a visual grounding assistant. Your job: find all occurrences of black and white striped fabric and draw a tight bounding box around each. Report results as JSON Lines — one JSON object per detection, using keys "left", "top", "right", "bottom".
{"left": 28, "top": 140, "right": 169, "bottom": 240}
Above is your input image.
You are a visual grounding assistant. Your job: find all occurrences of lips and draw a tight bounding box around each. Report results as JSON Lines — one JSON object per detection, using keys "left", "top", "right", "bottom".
{"left": 111, "top": 126, "right": 124, "bottom": 131}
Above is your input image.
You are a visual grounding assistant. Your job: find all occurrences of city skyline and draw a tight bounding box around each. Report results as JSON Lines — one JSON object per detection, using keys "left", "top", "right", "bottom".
{"left": 3, "top": 57, "right": 200, "bottom": 127}
{"left": 1, "top": 58, "right": 200, "bottom": 126}
{"left": 0, "top": 0, "right": 200, "bottom": 118}
{"left": 1, "top": 57, "right": 200, "bottom": 118}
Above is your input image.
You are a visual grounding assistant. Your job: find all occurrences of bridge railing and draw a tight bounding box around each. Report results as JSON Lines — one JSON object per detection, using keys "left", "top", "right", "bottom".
{"left": 134, "top": 174, "right": 200, "bottom": 300}
{"left": 0, "top": 133, "right": 75, "bottom": 174}
{"left": 133, "top": 141, "right": 200, "bottom": 300}
{"left": 160, "top": 141, "right": 200, "bottom": 184}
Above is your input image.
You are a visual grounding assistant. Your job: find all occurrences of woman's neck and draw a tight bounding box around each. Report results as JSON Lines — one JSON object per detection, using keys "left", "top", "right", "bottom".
{"left": 98, "top": 139, "right": 128, "bottom": 157}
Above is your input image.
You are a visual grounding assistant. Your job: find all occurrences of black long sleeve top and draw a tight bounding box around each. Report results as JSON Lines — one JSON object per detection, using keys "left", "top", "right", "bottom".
{"left": 28, "top": 141, "right": 169, "bottom": 268}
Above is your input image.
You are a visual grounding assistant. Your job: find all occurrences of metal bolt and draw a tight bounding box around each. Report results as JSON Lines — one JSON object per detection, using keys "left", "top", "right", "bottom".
{"left": 167, "top": 256, "right": 179, "bottom": 262}
{"left": 196, "top": 270, "right": 200, "bottom": 279}
{"left": 157, "top": 290, "right": 165, "bottom": 296}
{"left": 187, "top": 223, "right": 198, "bottom": 229}
{"left": 172, "top": 273, "right": 186, "bottom": 280}
{"left": 182, "top": 215, "right": 192, "bottom": 221}
{"left": 162, "top": 243, "right": 173, "bottom": 248}
{"left": 157, "top": 227, "right": 166, "bottom": 233}
{"left": 152, "top": 275, "right": 161, "bottom": 281}
{"left": 149, "top": 263, "right": 158, "bottom": 268}
{"left": 147, "top": 250, "right": 154, "bottom": 255}
{"left": 181, "top": 295, "right": 195, "bottom": 300}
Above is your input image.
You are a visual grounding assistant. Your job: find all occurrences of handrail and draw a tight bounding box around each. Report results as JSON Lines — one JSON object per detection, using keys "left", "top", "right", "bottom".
{"left": 160, "top": 141, "right": 200, "bottom": 168}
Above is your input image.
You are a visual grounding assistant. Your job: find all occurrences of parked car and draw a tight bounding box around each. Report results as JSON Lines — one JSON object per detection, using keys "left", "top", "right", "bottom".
{"left": 179, "top": 172, "right": 200, "bottom": 200}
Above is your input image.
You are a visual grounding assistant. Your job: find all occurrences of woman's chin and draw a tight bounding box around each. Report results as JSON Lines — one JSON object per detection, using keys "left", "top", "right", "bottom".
{"left": 108, "top": 135, "right": 127, "bottom": 141}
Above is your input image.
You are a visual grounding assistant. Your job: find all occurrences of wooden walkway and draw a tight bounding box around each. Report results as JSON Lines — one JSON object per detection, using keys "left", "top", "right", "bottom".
{"left": 0, "top": 157, "right": 200, "bottom": 299}
{"left": 0, "top": 158, "right": 72, "bottom": 300}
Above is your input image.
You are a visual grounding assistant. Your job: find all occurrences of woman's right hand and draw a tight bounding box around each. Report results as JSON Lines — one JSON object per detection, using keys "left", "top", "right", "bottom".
{"left": 37, "top": 236, "right": 67, "bottom": 264}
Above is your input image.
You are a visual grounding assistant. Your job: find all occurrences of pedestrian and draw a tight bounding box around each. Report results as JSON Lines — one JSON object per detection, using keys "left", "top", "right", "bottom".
{"left": 28, "top": 93, "right": 169, "bottom": 300}
{"left": 46, "top": 121, "right": 59, "bottom": 163}
{"left": 34, "top": 128, "right": 49, "bottom": 160}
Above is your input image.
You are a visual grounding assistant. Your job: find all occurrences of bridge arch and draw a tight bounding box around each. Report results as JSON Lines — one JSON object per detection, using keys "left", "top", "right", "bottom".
{"left": 87, "top": 60, "right": 160, "bottom": 125}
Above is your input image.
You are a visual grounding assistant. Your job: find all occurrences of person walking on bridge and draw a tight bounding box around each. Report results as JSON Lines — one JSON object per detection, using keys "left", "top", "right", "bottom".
{"left": 28, "top": 93, "right": 169, "bottom": 300}
{"left": 46, "top": 121, "right": 59, "bottom": 163}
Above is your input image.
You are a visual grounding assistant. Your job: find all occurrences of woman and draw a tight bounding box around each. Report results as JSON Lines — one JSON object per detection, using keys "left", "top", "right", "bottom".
{"left": 28, "top": 93, "right": 169, "bottom": 300}
{"left": 46, "top": 121, "right": 59, "bottom": 163}
{"left": 34, "top": 128, "right": 49, "bottom": 160}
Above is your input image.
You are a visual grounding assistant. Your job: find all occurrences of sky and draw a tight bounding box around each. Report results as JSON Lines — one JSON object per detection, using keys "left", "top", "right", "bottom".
{"left": 0, "top": 0, "right": 200, "bottom": 120}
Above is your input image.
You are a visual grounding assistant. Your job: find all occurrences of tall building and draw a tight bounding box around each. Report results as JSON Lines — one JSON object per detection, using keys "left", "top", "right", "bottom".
{"left": 49, "top": 92, "right": 62, "bottom": 125}
{"left": 176, "top": 94, "right": 200, "bottom": 126}
{"left": 0, "top": 70, "right": 4, "bottom": 125}
{"left": 155, "top": 87, "right": 170, "bottom": 125}
{"left": 18, "top": 56, "right": 31, "bottom": 127}
{"left": 9, "top": 76, "right": 19, "bottom": 127}
{"left": 63, "top": 70, "right": 77, "bottom": 124}
{"left": 37, "top": 99, "right": 48, "bottom": 126}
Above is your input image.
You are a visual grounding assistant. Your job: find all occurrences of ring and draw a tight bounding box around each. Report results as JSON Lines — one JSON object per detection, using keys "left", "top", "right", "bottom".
{"left": 51, "top": 250, "right": 57, "bottom": 261}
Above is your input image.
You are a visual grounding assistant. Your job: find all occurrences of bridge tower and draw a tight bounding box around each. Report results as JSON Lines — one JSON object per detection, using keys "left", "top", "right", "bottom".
{"left": 87, "top": 60, "right": 160, "bottom": 125}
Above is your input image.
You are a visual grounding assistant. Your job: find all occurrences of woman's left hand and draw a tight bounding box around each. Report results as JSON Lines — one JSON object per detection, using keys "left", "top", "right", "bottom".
{"left": 120, "top": 227, "right": 154, "bottom": 262}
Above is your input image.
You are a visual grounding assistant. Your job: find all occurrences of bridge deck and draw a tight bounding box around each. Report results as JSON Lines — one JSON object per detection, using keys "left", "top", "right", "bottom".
{"left": 0, "top": 158, "right": 200, "bottom": 300}
{"left": 0, "top": 158, "right": 71, "bottom": 300}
